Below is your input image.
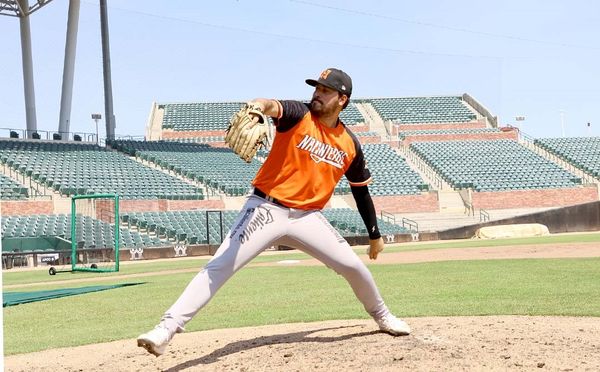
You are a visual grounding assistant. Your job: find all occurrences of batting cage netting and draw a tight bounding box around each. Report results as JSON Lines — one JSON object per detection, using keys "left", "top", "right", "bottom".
{"left": 68, "top": 194, "right": 120, "bottom": 274}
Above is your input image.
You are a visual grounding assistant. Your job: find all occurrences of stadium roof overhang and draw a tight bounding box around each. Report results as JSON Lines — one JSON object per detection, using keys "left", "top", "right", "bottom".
{"left": 0, "top": 0, "right": 53, "bottom": 17}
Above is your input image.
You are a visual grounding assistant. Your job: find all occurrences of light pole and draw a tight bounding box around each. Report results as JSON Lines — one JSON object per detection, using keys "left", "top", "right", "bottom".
{"left": 91, "top": 113, "right": 101, "bottom": 145}
{"left": 560, "top": 110, "right": 566, "bottom": 138}
{"left": 587, "top": 122, "right": 591, "bottom": 136}
{"left": 515, "top": 116, "right": 525, "bottom": 138}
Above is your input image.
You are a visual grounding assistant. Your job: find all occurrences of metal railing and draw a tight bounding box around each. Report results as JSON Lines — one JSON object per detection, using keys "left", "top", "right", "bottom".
{"left": 479, "top": 209, "right": 490, "bottom": 222}
{"left": 380, "top": 210, "right": 395, "bottom": 225}
{"left": 401, "top": 217, "right": 419, "bottom": 232}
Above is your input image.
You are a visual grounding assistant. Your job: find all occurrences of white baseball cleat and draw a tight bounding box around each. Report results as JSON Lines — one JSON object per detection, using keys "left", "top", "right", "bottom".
{"left": 375, "top": 313, "right": 411, "bottom": 336}
{"left": 137, "top": 326, "right": 172, "bottom": 357}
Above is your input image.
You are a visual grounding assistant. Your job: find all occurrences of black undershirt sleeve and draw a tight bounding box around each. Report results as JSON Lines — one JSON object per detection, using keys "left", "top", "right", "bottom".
{"left": 275, "top": 100, "right": 309, "bottom": 132}
{"left": 351, "top": 185, "right": 381, "bottom": 240}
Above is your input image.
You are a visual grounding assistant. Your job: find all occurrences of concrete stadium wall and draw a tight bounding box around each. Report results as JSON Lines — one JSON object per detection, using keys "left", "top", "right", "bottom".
{"left": 400, "top": 131, "right": 518, "bottom": 145}
{"left": 439, "top": 201, "right": 600, "bottom": 240}
{"left": 372, "top": 192, "right": 439, "bottom": 213}
{"left": 471, "top": 186, "right": 598, "bottom": 210}
{"left": 0, "top": 200, "right": 54, "bottom": 216}
{"left": 119, "top": 244, "right": 213, "bottom": 261}
{"left": 462, "top": 93, "right": 498, "bottom": 128}
{"left": 117, "top": 230, "right": 442, "bottom": 261}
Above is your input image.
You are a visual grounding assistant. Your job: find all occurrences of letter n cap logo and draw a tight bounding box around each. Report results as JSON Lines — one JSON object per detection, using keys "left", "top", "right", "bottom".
{"left": 320, "top": 69, "right": 332, "bottom": 80}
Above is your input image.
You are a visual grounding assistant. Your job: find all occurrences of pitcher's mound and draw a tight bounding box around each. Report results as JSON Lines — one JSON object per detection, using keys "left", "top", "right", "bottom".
{"left": 6, "top": 316, "right": 600, "bottom": 371}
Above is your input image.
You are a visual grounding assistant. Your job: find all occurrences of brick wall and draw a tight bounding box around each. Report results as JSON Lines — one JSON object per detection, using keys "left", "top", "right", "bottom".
{"left": 159, "top": 130, "right": 227, "bottom": 147}
{"left": 358, "top": 136, "right": 382, "bottom": 144}
{"left": 0, "top": 198, "right": 226, "bottom": 218}
{"left": 94, "top": 199, "right": 117, "bottom": 223}
{"left": 372, "top": 192, "right": 439, "bottom": 213}
{"left": 168, "top": 199, "right": 225, "bottom": 210}
{"left": 401, "top": 131, "right": 518, "bottom": 145}
{"left": 0, "top": 200, "right": 54, "bottom": 216}
{"left": 471, "top": 186, "right": 599, "bottom": 209}
{"left": 381, "top": 139, "right": 401, "bottom": 148}
{"left": 393, "top": 119, "right": 487, "bottom": 134}
{"left": 348, "top": 124, "right": 369, "bottom": 132}
{"left": 162, "top": 130, "right": 225, "bottom": 138}
{"left": 118, "top": 198, "right": 225, "bottom": 213}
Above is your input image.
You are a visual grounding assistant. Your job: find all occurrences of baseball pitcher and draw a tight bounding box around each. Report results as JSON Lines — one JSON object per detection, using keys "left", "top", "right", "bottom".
{"left": 137, "top": 68, "right": 411, "bottom": 357}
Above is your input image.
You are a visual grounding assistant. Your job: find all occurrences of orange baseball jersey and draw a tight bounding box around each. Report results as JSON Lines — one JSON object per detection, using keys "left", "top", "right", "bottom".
{"left": 252, "top": 100, "right": 372, "bottom": 210}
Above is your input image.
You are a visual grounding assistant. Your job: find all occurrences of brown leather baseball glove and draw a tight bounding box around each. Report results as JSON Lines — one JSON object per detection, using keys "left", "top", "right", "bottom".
{"left": 225, "top": 103, "right": 270, "bottom": 163}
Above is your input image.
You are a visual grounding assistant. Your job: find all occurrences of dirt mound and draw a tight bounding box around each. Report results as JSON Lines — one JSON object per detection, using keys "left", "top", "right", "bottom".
{"left": 6, "top": 316, "right": 600, "bottom": 371}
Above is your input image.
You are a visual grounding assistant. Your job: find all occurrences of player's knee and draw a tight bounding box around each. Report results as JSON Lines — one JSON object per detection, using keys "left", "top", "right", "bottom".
{"left": 334, "top": 259, "right": 365, "bottom": 279}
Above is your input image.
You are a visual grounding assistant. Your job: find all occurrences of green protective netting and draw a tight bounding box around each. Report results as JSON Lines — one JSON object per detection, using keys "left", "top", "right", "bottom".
{"left": 3, "top": 282, "right": 144, "bottom": 307}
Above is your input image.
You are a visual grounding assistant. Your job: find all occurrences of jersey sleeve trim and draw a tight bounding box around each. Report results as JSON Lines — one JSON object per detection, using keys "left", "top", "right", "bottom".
{"left": 274, "top": 100, "right": 283, "bottom": 120}
{"left": 348, "top": 177, "right": 373, "bottom": 187}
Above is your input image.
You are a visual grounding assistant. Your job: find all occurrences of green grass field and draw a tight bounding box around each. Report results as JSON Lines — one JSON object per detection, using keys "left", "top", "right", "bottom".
{"left": 3, "top": 232, "right": 600, "bottom": 355}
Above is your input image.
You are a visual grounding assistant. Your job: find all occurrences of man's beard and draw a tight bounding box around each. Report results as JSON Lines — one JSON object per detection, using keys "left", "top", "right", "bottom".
{"left": 310, "top": 98, "right": 336, "bottom": 116}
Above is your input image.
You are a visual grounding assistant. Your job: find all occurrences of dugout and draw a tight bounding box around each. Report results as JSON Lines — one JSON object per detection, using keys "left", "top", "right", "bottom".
{"left": 1, "top": 236, "right": 72, "bottom": 269}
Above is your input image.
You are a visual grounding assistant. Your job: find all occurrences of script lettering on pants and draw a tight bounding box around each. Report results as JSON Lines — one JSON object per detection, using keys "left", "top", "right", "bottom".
{"left": 238, "top": 206, "right": 274, "bottom": 244}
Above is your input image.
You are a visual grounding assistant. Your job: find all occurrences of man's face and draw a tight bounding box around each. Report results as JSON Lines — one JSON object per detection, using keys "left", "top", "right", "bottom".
{"left": 310, "top": 84, "right": 346, "bottom": 116}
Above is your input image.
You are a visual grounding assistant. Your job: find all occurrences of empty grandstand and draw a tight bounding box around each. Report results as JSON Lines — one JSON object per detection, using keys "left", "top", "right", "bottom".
{"left": 120, "top": 208, "right": 412, "bottom": 246}
{"left": 1, "top": 214, "right": 165, "bottom": 249}
{"left": 148, "top": 100, "right": 371, "bottom": 143}
{"left": 159, "top": 101, "right": 366, "bottom": 133}
{"left": 122, "top": 210, "right": 237, "bottom": 245}
{"left": 535, "top": 137, "right": 600, "bottom": 179}
{"left": 108, "top": 140, "right": 259, "bottom": 196}
{"left": 339, "top": 102, "right": 366, "bottom": 125}
{"left": 0, "top": 173, "right": 28, "bottom": 199}
{"left": 370, "top": 96, "right": 477, "bottom": 124}
{"left": 410, "top": 139, "right": 582, "bottom": 192}
{"left": 161, "top": 102, "right": 243, "bottom": 131}
{"left": 2, "top": 93, "right": 599, "bottom": 268}
{"left": 0, "top": 140, "right": 204, "bottom": 199}
{"left": 362, "top": 143, "right": 429, "bottom": 195}
{"left": 322, "top": 208, "right": 413, "bottom": 236}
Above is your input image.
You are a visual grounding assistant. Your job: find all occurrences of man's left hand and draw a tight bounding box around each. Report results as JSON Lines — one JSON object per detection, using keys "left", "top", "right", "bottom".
{"left": 367, "top": 237, "right": 384, "bottom": 260}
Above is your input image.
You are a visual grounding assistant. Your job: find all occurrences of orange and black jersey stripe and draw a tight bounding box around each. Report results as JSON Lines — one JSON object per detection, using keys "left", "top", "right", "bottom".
{"left": 252, "top": 100, "right": 372, "bottom": 210}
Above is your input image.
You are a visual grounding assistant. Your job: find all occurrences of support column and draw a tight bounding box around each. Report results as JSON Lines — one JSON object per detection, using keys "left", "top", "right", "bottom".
{"left": 58, "top": 0, "right": 81, "bottom": 138}
{"left": 99, "top": 0, "right": 116, "bottom": 140}
{"left": 18, "top": 0, "right": 37, "bottom": 137}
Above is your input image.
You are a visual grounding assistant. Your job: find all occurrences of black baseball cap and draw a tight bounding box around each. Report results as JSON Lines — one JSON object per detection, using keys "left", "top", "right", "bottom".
{"left": 306, "top": 68, "right": 352, "bottom": 97}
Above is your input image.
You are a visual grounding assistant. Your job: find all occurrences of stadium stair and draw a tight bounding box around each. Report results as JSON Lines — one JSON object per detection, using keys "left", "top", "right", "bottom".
{"left": 353, "top": 101, "right": 389, "bottom": 140}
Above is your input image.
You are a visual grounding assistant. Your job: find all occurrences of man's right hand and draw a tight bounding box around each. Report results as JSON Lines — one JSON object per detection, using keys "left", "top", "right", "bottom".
{"left": 367, "top": 237, "right": 384, "bottom": 260}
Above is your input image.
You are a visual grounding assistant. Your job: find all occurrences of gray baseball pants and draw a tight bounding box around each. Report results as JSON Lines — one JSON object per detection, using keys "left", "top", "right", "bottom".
{"left": 159, "top": 195, "right": 390, "bottom": 335}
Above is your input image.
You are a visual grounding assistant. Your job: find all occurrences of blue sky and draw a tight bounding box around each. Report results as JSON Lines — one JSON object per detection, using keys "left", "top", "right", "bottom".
{"left": 1, "top": 0, "right": 599, "bottom": 139}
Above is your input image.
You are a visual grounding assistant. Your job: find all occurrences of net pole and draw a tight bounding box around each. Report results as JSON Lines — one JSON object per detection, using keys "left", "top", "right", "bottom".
{"left": 114, "top": 194, "right": 120, "bottom": 272}
{"left": 71, "top": 196, "right": 77, "bottom": 271}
